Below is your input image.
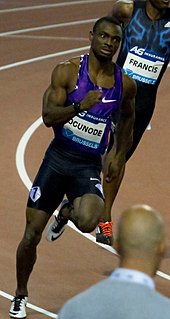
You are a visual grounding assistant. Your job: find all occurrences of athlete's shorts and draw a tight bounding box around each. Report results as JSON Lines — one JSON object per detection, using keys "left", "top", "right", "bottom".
{"left": 27, "top": 143, "right": 104, "bottom": 214}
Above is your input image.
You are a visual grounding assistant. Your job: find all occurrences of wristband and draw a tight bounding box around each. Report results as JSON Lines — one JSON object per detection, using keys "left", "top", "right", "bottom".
{"left": 72, "top": 102, "right": 81, "bottom": 114}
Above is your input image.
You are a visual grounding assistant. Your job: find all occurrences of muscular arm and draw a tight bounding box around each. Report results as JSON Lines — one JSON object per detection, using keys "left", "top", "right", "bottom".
{"left": 114, "top": 73, "right": 136, "bottom": 155}
{"left": 42, "top": 61, "right": 79, "bottom": 127}
{"left": 42, "top": 59, "right": 102, "bottom": 128}
{"left": 103, "top": 74, "right": 136, "bottom": 182}
{"left": 108, "top": 0, "right": 134, "bottom": 26}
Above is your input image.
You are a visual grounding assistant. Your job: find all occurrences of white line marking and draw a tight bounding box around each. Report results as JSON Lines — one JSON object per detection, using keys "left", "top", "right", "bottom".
{"left": 69, "top": 219, "right": 118, "bottom": 254}
{"left": 6, "top": 34, "right": 88, "bottom": 41}
{"left": 0, "top": 290, "right": 57, "bottom": 318}
{"left": 0, "top": 0, "right": 112, "bottom": 13}
{"left": 0, "top": 19, "right": 96, "bottom": 36}
{"left": 16, "top": 117, "right": 43, "bottom": 191}
{"left": 0, "top": 46, "right": 90, "bottom": 71}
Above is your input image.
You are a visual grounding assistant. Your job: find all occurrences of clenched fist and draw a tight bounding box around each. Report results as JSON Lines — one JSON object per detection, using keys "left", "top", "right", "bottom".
{"left": 80, "top": 90, "right": 102, "bottom": 111}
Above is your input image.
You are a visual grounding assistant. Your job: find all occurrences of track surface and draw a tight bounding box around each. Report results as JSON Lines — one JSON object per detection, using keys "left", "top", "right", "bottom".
{"left": 0, "top": 1, "right": 170, "bottom": 318}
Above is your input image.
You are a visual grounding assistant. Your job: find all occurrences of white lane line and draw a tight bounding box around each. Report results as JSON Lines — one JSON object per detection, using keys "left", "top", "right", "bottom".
{"left": 0, "top": 290, "right": 57, "bottom": 318}
{"left": 0, "top": 19, "right": 96, "bottom": 36}
{"left": 0, "top": 0, "right": 112, "bottom": 13}
{"left": 16, "top": 117, "right": 43, "bottom": 191}
{"left": 5, "top": 35, "right": 88, "bottom": 41}
{"left": 0, "top": 46, "right": 90, "bottom": 71}
{"left": 69, "top": 223, "right": 118, "bottom": 254}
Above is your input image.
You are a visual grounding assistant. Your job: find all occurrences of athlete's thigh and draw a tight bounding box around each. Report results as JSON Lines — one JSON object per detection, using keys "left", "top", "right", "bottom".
{"left": 25, "top": 207, "right": 50, "bottom": 240}
{"left": 75, "top": 193, "right": 104, "bottom": 216}
{"left": 66, "top": 166, "right": 104, "bottom": 203}
{"left": 71, "top": 193, "right": 104, "bottom": 233}
{"left": 27, "top": 161, "right": 66, "bottom": 214}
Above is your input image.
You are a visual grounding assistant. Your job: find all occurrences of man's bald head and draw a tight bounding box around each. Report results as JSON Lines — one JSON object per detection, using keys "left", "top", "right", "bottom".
{"left": 116, "top": 204, "right": 165, "bottom": 257}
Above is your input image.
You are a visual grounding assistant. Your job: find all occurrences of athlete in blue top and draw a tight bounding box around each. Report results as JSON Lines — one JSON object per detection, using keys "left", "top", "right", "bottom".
{"left": 95, "top": 0, "right": 170, "bottom": 245}
{"left": 9, "top": 16, "right": 136, "bottom": 319}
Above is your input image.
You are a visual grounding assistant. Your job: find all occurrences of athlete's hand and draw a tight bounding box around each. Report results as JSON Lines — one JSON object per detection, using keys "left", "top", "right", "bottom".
{"left": 80, "top": 90, "right": 102, "bottom": 111}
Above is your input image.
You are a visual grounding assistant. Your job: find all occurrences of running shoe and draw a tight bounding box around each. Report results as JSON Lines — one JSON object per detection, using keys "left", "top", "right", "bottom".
{"left": 9, "top": 296, "right": 27, "bottom": 318}
{"left": 46, "top": 199, "right": 71, "bottom": 241}
{"left": 96, "top": 221, "right": 113, "bottom": 246}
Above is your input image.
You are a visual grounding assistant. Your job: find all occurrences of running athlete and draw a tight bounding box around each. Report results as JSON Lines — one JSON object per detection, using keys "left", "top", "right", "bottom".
{"left": 95, "top": 0, "right": 170, "bottom": 245}
{"left": 9, "top": 16, "right": 136, "bottom": 318}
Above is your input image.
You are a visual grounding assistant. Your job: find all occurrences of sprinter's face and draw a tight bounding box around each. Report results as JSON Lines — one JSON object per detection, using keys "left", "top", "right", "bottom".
{"left": 90, "top": 21, "right": 122, "bottom": 62}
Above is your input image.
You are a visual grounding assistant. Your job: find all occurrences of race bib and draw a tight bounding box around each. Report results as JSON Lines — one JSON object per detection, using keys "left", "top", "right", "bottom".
{"left": 62, "top": 112, "right": 107, "bottom": 150}
{"left": 123, "top": 47, "right": 164, "bottom": 85}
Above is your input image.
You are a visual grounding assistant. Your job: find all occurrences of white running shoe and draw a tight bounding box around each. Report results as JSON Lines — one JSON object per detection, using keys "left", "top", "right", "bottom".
{"left": 46, "top": 199, "right": 70, "bottom": 241}
{"left": 9, "top": 296, "right": 28, "bottom": 318}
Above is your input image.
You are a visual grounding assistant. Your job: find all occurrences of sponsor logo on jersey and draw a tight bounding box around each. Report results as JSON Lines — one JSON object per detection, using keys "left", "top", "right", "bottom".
{"left": 130, "top": 46, "right": 145, "bottom": 56}
{"left": 102, "top": 97, "right": 117, "bottom": 103}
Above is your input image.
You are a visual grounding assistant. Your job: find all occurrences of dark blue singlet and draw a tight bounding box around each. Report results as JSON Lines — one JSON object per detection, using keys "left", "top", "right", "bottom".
{"left": 115, "top": 0, "right": 170, "bottom": 159}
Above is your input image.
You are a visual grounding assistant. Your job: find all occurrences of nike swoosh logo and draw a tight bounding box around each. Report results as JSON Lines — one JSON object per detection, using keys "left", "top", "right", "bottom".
{"left": 51, "top": 230, "right": 65, "bottom": 241}
{"left": 51, "top": 235, "right": 58, "bottom": 241}
{"left": 102, "top": 97, "right": 117, "bottom": 103}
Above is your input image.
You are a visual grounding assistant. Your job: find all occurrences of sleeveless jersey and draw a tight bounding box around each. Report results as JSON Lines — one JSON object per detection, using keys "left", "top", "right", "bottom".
{"left": 53, "top": 54, "right": 123, "bottom": 155}
{"left": 117, "top": 1, "right": 170, "bottom": 89}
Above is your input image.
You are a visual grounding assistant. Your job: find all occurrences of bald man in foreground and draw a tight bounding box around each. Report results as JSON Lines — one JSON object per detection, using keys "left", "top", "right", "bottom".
{"left": 58, "top": 204, "right": 170, "bottom": 319}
